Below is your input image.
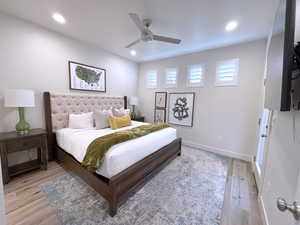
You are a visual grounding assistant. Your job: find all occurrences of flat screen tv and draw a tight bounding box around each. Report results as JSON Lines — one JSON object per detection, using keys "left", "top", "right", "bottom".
{"left": 265, "top": 0, "right": 296, "bottom": 111}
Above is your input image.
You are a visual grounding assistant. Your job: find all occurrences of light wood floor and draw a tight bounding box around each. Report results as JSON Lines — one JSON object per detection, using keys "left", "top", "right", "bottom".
{"left": 4, "top": 162, "right": 64, "bottom": 225}
{"left": 3, "top": 159, "right": 263, "bottom": 225}
{"left": 221, "top": 159, "right": 263, "bottom": 225}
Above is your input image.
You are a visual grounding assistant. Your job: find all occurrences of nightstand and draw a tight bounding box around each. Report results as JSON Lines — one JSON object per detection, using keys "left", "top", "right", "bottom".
{"left": 0, "top": 129, "right": 48, "bottom": 184}
{"left": 133, "top": 116, "right": 145, "bottom": 122}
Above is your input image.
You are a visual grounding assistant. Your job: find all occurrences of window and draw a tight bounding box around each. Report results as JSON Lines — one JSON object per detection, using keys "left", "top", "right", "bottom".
{"left": 215, "top": 58, "right": 239, "bottom": 86}
{"left": 165, "top": 68, "right": 177, "bottom": 88}
{"left": 146, "top": 71, "right": 157, "bottom": 88}
{"left": 187, "top": 64, "right": 205, "bottom": 87}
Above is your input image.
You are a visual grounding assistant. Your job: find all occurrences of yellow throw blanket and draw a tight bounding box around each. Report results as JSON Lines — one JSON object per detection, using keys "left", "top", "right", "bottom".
{"left": 82, "top": 123, "right": 170, "bottom": 172}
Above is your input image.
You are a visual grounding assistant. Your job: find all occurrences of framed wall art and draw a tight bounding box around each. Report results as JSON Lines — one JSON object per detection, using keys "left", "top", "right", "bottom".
{"left": 168, "top": 92, "right": 195, "bottom": 127}
{"left": 69, "top": 61, "right": 106, "bottom": 92}
{"left": 155, "top": 92, "right": 167, "bottom": 108}
{"left": 154, "top": 108, "right": 166, "bottom": 123}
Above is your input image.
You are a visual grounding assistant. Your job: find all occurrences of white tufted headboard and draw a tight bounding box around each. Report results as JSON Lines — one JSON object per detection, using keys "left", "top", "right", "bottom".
{"left": 43, "top": 92, "right": 127, "bottom": 160}
{"left": 44, "top": 92, "right": 126, "bottom": 132}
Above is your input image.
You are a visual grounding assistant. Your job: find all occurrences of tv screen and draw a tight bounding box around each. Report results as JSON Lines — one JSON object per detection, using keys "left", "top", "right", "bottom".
{"left": 265, "top": 0, "right": 296, "bottom": 111}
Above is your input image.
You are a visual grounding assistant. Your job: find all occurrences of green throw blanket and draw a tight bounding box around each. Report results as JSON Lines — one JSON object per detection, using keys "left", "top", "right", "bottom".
{"left": 82, "top": 123, "right": 170, "bottom": 172}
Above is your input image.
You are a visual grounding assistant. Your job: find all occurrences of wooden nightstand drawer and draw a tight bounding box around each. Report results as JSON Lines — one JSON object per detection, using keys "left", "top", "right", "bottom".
{"left": 133, "top": 117, "right": 145, "bottom": 122}
{"left": 6, "top": 136, "right": 42, "bottom": 153}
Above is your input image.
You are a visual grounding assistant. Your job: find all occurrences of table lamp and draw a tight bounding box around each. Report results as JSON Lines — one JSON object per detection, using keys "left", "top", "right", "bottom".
{"left": 4, "top": 89, "right": 35, "bottom": 134}
{"left": 129, "top": 96, "right": 139, "bottom": 119}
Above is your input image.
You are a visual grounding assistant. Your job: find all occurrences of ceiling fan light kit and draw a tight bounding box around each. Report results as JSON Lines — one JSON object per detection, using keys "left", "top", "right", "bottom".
{"left": 126, "top": 13, "right": 181, "bottom": 48}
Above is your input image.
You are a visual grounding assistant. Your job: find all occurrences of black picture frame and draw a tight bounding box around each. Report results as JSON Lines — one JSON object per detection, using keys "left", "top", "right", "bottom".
{"left": 155, "top": 92, "right": 167, "bottom": 109}
{"left": 69, "top": 61, "right": 106, "bottom": 92}
{"left": 154, "top": 108, "right": 166, "bottom": 123}
{"left": 168, "top": 92, "right": 195, "bottom": 127}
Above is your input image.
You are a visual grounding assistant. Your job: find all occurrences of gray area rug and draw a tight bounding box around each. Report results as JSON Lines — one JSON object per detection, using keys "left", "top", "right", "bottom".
{"left": 40, "top": 147, "right": 229, "bottom": 225}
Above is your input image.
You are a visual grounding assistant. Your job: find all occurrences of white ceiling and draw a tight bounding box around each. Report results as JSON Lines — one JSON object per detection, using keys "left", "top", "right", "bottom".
{"left": 0, "top": 0, "right": 278, "bottom": 62}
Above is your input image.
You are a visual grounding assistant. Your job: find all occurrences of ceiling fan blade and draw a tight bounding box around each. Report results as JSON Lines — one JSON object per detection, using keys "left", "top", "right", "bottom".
{"left": 125, "top": 39, "right": 141, "bottom": 48}
{"left": 129, "top": 13, "right": 146, "bottom": 32}
{"left": 153, "top": 35, "right": 181, "bottom": 44}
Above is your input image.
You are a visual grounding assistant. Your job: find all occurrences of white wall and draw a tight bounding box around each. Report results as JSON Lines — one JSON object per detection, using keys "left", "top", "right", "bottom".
{"left": 138, "top": 39, "right": 267, "bottom": 161}
{"left": 0, "top": 12, "right": 138, "bottom": 132}
{"left": 0, "top": 13, "right": 138, "bottom": 164}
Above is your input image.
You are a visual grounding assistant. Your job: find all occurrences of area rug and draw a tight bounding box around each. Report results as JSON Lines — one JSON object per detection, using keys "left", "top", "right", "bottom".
{"left": 40, "top": 147, "right": 229, "bottom": 225}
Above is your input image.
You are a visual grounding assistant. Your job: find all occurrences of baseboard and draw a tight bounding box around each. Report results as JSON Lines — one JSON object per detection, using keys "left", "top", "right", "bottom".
{"left": 258, "top": 195, "right": 269, "bottom": 225}
{"left": 182, "top": 140, "right": 252, "bottom": 162}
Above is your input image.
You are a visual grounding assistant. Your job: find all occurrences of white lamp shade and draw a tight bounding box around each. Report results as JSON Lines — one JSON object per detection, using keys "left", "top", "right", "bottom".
{"left": 4, "top": 89, "right": 35, "bottom": 107}
{"left": 129, "top": 96, "right": 139, "bottom": 106}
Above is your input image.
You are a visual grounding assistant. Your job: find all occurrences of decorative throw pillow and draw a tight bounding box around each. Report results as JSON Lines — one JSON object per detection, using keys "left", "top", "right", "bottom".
{"left": 108, "top": 115, "right": 132, "bottom": 130}
{"left": 69, "top": 112, "right": 94, "bottom": 129}
{"left": 112, "top": 107, "right": 131, "bottom": 117}
{"left": 94, "top": 109, "right": 112, "bottom": 129}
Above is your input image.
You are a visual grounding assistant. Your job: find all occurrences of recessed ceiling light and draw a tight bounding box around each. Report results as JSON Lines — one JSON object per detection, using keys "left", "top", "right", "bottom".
{"left": 130, "top": 50, "right": 137, "bottom": 56}
{"left": 225, "top": 21, "right": 238, "bottom": 32}
{"left": 52, "top": 13, "right": 66, "bottom": 24}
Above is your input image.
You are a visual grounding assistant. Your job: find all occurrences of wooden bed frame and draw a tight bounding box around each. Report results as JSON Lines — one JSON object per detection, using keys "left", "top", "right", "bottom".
{"left": 43, "top": 92, "right": 182, "bottom": 216}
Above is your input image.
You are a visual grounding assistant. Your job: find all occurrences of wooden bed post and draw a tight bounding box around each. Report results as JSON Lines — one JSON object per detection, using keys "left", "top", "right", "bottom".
{"left": 109, "top": 183, "right": 118, "bottom": 216}
{"left": 124, "top": 96, "right": 128, "bottom": 109}
{"left": 44, "top": 92, "right": 55, "bottom": 161}
{"left": 178, "top": 138, "right": 182, "bottom": 156}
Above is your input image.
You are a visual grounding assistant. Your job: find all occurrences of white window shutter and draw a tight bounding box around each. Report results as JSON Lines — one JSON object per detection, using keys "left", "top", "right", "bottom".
{"left": 215, "top": 59, "right": 239, "bottom": 86}
{"left": 146, "top": 71, "right": 157, "bottom": 88}
{"left": 187, "top": 64, "right": 205, "bottom": 87}
{"left": 165, "top": 68, "right": 177, "bottom": 88}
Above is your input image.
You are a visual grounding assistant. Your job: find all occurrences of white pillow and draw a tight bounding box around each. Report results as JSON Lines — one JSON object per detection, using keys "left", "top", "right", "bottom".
{"left": 94, "top": 109, "right": 112, "bottom": 129}
{"left": 112, "top": 108, "right": 131, "bottom": 117}
{"left": 69, "top": 112, "right": 94, "bottom": 129}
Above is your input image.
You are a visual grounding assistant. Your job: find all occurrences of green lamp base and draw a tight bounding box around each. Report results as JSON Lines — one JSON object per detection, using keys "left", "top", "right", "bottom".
{"left": 16, "top": 107, "right": 30, "bottom": 135}
{"left": 131, "top": 105, "right": 137, "bottom": 120}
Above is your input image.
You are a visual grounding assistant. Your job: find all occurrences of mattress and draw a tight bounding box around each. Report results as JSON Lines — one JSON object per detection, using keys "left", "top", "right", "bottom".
{"left": 56, "top": 121, "right": 177, "bottom": 178}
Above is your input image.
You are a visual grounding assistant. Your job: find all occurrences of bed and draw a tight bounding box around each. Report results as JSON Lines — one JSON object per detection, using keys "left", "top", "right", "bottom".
{"left": 43, "top": 92, "right": 182, "bottom": 216}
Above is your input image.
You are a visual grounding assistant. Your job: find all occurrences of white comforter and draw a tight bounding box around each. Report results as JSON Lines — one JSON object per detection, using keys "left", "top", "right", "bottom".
{"left": 56, "top": 121, "right": 177, "bottom": 178}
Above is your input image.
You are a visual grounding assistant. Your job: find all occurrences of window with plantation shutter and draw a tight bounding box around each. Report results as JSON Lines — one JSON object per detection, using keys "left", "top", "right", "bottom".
{"left": 215, "top": 58, "right": 239, "bottom": 86}
{"left": 146, "top": 71, "right": 157, "bottom": 88}
{"left": 165, "top": 68, "right": 177, "bottom": 88}
{"left": 187, "top": 64, "right": 205, "bottom": 87}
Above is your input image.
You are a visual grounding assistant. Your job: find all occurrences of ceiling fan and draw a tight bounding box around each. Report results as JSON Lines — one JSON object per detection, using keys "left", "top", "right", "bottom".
{"left": 126, "top": 13, "right": 181, "bottom": 48}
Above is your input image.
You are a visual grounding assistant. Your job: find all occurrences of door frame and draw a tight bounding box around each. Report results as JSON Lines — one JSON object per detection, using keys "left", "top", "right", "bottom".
{"left": 253, "top": 109, "right": 273, "bottom": 193}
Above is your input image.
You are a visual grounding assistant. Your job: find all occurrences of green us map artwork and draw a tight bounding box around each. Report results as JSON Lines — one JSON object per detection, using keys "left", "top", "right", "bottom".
{"left": 69, "top": 61, "right": 106, "bottom": 92}
{"left": 75, "top": 66, "right": 102, "bottom": 86}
